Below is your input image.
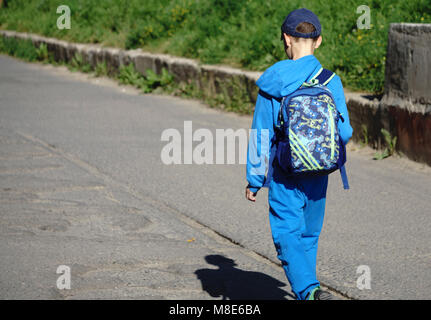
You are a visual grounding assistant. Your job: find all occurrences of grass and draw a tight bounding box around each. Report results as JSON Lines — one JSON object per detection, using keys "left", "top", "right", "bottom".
{"left": 373, "top": 128, "right": 397, "bottom": 160}
{"left": 1, "top": 0, "right": 431, "bottom": 94}
{"left": 360, "top": 124, "right": 369, "bottom": 147}
{"left": 69, "top": 52, "right": 92, "bottom": 73}
{"left": 0, "top": 36, "right": 38, "bottom": 61}
{"left": 116, "top": 64, "right": 175, "bottom": 93}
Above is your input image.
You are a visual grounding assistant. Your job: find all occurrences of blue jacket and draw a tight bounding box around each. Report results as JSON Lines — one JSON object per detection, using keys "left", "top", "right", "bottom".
{"left": 246, "top": 55, "right": 353, "bottom": 193}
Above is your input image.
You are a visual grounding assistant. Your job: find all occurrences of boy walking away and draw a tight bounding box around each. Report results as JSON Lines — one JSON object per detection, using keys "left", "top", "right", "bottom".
{"left": 245, "top": 8, "right": 353, "bottom": 300}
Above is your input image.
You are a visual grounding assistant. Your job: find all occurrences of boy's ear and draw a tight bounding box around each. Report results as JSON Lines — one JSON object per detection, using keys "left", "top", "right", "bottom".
{"left": 314, "top": 35, "right": 323, "bottom": 49}
{"left": 283, "top": 33, "right": 291, "bottom": 46}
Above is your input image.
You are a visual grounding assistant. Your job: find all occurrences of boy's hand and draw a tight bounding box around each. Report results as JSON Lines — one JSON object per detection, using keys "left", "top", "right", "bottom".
{"left": 245, "top": 187, "right": 257, "bottom": 202}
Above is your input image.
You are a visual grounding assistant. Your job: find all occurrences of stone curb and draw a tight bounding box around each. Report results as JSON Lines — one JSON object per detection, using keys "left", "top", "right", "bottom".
{"left": 1, "top": 29, "right": 430, "bottom": 166}
{"left": 0, "top": 30, "right": 261, "bottom": 106}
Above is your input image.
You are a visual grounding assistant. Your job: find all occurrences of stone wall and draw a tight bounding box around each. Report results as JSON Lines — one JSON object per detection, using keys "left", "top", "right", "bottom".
{"left": 381, "top": 23, "right": 431, "bottom": 165}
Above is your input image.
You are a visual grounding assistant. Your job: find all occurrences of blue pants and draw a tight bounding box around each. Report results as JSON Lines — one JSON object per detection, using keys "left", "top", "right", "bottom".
{"left": 268, "top": 167, "right": 329, "bottom": 300}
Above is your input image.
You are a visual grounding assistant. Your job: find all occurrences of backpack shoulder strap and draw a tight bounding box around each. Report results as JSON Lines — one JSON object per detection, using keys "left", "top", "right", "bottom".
{"left": 339, "top": 165, "right": 350, "bottom": 190}
{"left": 258, "top": 89, "right": 282, "bottom": 103}
{"left": 311, "top": 68, "right": 336, "bottom": 86}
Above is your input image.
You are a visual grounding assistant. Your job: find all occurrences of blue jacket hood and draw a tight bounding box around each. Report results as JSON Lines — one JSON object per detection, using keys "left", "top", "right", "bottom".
{"left": 256, "top": 55, "right": 322, "bottom": 98}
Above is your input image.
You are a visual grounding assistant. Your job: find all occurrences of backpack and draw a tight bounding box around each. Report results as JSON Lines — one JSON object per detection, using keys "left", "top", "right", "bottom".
{"left": 265, "top": 68, "right": 349, "bottom": 189}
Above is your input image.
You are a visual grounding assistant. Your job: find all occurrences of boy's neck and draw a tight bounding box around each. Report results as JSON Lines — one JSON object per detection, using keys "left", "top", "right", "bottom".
{"left": 291, "top": 48, "right": 314, "bottom": 60}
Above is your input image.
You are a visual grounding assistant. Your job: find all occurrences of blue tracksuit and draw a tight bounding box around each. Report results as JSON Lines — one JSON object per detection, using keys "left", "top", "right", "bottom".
{"left": 246, "top": 55, "right": 353, "bottom": 300}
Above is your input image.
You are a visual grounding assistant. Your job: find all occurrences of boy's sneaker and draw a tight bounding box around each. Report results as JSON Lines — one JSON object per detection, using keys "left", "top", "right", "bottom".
{"left": 306, "top": 287, "right": 334, "bottom": 300}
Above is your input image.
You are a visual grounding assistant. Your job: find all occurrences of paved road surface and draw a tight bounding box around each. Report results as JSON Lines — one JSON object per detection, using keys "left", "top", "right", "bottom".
{"left": 1, "top": 54, "right": 430, "bottom": 299}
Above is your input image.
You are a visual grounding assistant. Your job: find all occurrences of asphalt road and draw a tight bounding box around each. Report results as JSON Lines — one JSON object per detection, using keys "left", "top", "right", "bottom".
{"left": 1, "top": 54, "right": 430, "bottom": 300}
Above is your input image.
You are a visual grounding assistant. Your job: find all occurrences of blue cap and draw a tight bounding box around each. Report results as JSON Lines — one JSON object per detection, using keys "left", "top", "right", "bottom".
{"left": 281, "top": 8, "right": 321, "bottom": 39}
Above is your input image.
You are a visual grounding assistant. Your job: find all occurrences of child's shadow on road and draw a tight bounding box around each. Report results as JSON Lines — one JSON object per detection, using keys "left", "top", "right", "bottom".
{"left": 195, "top": 254, "right": 293, "bottom": 300}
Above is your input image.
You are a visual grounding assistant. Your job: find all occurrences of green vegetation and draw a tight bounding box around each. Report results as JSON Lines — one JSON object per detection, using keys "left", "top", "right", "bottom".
{"left": 0, "top": 36, "right": 38, "bottom": 61}
{"left": 1, "top": 0, "right": 431, "bottom": 94}
{"left": 35, "top": 42, "right": 49, "bottom": 61}
{"left": 69, "top": 52, "right": 92, "bottom": 73}
{"left": 360, "top": 124, "right": 369, "bottom": 147}
{"left": 94, "top": 61, "right": 108, "bottom": 77}
{"left": 117, "top": 64, "right": 175, "bottom": 93}
{"left": 373, "top": 128, "right": 397, "bottom": 160}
